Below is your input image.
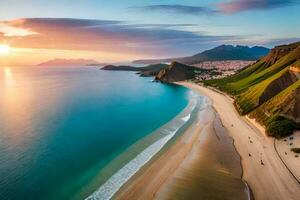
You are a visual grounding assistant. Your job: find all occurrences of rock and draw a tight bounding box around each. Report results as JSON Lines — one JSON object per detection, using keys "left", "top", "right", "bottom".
{"left": 280, "top": 87, "right": 300, "bottom": 123}
{"left": 101, "top": 63, "right": 168, "bottom": 77}
{"left": 101, "top": 65, "right": 140, "bottom": 71}
{"left": 261, "top": 42, "right": 300, "bottom": 68}
{"left": 155, "top": 62, "right": 198, "bottom": 83}
{"left": 259, "top": 70, "right": 298, "bottom": 104}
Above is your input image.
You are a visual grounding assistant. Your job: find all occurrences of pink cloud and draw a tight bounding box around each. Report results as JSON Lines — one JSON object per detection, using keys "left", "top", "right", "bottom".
{"left": 217, "top": 0, "right": 295, "bottom": 14}
{"left": 0, "top": 18, "right": 240, "bottom": 58}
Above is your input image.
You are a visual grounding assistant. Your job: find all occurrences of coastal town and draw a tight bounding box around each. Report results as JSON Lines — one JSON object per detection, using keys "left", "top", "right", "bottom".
{"left": 192, "top": 60, "right": 255, "bottom": 80}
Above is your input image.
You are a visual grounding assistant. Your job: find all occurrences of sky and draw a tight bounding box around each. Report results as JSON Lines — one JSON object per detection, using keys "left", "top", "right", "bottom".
{"left": 0, "top": 0, "right": 300, "bottom": 65}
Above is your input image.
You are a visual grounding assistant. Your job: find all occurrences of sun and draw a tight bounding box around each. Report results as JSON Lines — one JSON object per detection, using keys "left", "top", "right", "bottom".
{"left": 0, "top": 44, "right": 11, "bottom": 55}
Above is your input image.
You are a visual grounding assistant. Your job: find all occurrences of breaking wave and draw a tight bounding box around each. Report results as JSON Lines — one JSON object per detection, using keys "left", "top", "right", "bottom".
{"left": 86, "top": 91, "right": 202, "bottom": 200}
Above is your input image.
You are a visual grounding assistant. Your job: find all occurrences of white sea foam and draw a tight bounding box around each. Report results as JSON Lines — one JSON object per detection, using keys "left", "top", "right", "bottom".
{"left": 182, "top": 114, "right": 191, "bottom": 122}
{"left": 86, "top": 91, "right": 201, "bottom": 200}
{"left": 86, "top": 128, "right": 179, "bottom": 200}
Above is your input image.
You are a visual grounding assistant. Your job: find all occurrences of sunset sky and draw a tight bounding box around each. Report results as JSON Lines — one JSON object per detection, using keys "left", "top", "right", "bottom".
{"left": 0, "top": 0, "right": 300, "bottom": 66}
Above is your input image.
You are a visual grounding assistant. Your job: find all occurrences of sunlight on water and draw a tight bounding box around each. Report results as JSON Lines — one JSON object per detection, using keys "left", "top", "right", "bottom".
{"left": 0, "top": 67, "right": 189, "bottom": 199}
{"left": 2, "top": 67, "right": 38, "bottom": 147}
{"left": 4, "top": 67, "right": 14, "bottom": 86}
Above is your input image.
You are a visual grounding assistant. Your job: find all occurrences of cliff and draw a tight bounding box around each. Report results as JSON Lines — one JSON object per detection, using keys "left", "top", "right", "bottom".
{"left": 155, "top": 62, "right": 198, "bottom": 82}
{"left": 281, "top": 88, "right": 300, "bottom": 123}
{"left": 260, "top": 42, "right": 300, "bottom": 68}
{"left": 289, "top": 60, "right": 300, "bottom": 74}
{"left": 290, "top": 66, "right": 300, "bottom": 73}
{"left": 138, "top": 64, "right": 169, "bottom": 77}
{"left": 250, "top": 83, "right": 300, "bottom": 137}
{"left": 205, "top": 41, "right": 300, "bottom": 138}
{"left": 259, "top": 70, "right": 298, "bottom": 104}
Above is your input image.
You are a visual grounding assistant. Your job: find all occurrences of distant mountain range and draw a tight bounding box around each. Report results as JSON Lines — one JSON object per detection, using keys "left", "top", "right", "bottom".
{"left": 205, "top": 41, "right": 300, "bottom": 138}
{"left": 133, "top": 45, "right": 270, "bottom": 64}
{"left": 37, "top": 59, "right": 105, "bottom": 66}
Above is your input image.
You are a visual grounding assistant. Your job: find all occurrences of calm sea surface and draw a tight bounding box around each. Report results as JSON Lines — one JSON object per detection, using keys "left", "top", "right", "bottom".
{"left": 0, "top": 66, "right": 189, "bottom": 199}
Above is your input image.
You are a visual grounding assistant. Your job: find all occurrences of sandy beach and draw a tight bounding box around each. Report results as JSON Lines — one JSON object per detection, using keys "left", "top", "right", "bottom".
{"left": 114, "top": 81, "right": 300, "bottom": 200}
{"left": 180, "top": 82, "right": 300, "bottom": 200}
{"left": 114, "top": 84, "right": 250, "bottom": 200}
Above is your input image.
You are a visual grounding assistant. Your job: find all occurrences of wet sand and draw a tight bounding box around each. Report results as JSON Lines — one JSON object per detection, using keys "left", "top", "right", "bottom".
{"left": 181, "top": 82, "right": 300, "bottom": 200}
{"left": 157, "top": 107, "right": 249, "bottom": 200}
{"left": 114, "top": 91, "right": 249, "bottom": 200}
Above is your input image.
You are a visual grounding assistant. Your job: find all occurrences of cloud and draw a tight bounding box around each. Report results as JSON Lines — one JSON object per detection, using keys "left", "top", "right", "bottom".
{"left": 0, "top": 21, "right": 36, "bottom": 36}
{"left": 257, "top": 37, "right": 300, "bottom": 47}
{"left": 133, "top": 5, "right": 217, "bottom": 15}
{"left": 217, "top": 0, "right": 297, "bottom": 14}
{"left": 0, "top": 18, "right": 242, "bottom": 57}
{"left": 2, "top": 18, "right": 296, "bottom": 62}
{"left": 135, "top": 1, "right": 299, "bottom": 16}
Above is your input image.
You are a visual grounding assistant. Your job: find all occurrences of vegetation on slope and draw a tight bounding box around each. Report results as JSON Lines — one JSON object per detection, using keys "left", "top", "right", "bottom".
{"left": 155, "top": 62, "right": 221, "bottom": 83}
{"left": 204, "top": 41, "right": 300, "bottom": 137}
{"left": 250, "top": 80, "right": 300, "bottom": 138}
{"left": 205, "top": 43, "right": 300, "bottom": 95}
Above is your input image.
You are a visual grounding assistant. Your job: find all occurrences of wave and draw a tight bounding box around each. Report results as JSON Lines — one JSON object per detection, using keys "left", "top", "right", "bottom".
{"left": 182, "top": 114, "right": 191, "bottom": 122}
{"left": 86, "top": 127, "right": 179, "bottom": 200}
{"left": 86, "top": 91, "right": 201, "bottom": 200}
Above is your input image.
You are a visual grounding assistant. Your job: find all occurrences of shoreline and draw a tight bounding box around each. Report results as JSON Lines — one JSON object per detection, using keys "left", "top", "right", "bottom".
{"left": 180, "top": 82, "right": 300, "bottom": 200}
{"left": 211, "top": 106, "right": 254, "bottom": 200}
{"left": 114, "top": 86, "right": 249, "bottom": 200}
{"left": 85, "top": 89, "right": 199, "bottom": 200}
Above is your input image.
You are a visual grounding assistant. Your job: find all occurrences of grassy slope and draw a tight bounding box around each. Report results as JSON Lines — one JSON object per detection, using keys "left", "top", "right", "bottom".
{"left": 204, "top": 60, "right": 266, "bottom": 94}
{"left": 235, "top": 67, "right": 289, "bottom": 114}
{"left": 207, "top": 46, "right": 300, "bottom": 91}
{"left": 250, "top": 80, "right": 300, "bottom": 137}
{"left": 204, "top": 44, "right": 300, "bottom": 137}
{"left": 206, "top": 46, "right": 300, "bottom": 113}
{"left": 250, "top": 80, "right": 300, "bottom": 123}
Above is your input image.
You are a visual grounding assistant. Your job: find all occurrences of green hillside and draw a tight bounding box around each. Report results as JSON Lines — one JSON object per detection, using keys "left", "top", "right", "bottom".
{"left": 250, "top": 80, "right": 300, "bottom": 138}
{"left": 204, "top": 42, "right": 300, "bottom": 137}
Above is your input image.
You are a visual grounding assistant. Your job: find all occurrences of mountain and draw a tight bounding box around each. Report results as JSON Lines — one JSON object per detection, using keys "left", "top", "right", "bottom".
{"left": 138, "top": 64, "right": 169, "bottom": 77}
{"left": 133, "top": 45, "right": 270, "bottom": 65}
{"left": 154, "top": 62, "right": 220, "bottom": 82}
{"left": 101, "top": 65, "right": 140, "bottom": 71}
{"left": 37, "top": 59, "right": 102, "bottom": 66}
{"left": 155, "top": 62, "right": 198, "bottom": 82}
{"left": 101, "top": 63, "right": 169, "bottom": 77}
{"left": 205, "top": 41, "right": 300, "bottom": 138}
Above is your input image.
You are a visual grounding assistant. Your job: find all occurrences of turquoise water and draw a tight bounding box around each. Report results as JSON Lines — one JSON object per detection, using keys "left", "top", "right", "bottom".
{"left": 0, "top": 67, "right": 189, "bottom": 199}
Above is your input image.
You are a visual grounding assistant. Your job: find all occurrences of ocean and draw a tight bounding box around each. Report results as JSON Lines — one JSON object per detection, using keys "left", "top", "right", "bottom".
{"left": 0, "top": 66, "right": 194, "bottom": 199}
